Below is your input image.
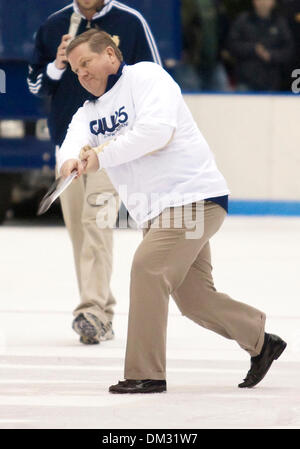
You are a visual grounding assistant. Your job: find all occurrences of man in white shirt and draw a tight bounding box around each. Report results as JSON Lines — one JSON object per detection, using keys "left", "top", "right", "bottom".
{"left": 59, "top": 29, "right": 286, "bottom": 394}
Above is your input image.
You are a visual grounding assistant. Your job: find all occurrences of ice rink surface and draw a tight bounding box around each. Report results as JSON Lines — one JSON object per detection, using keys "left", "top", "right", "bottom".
{"left": 0, "top": 216, "right": 299, "bottom": 429}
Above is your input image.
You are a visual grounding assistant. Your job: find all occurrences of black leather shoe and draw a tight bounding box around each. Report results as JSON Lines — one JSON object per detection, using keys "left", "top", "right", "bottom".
{"left": 239, "top": 333, "right": 287, "bottom": 388}
{"left": 109, "top": 379, "right": 167, "bottom": 394}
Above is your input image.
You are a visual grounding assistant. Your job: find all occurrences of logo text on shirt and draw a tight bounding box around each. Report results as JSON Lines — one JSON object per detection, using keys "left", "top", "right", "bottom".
{"left": 90, "top": 106, "right": 128, "bottom": 136}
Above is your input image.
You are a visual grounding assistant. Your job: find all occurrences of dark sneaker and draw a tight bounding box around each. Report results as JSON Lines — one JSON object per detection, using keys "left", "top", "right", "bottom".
{"left": 238, "top": 333, "right": 287, "bottom": 388}
{"left": 72, "top": 313, "right": 114, "bottom": 345}
{"left": 109, "top": 379, "right": 167, "bottom": 394}
{"left": 79, "top": 335, "right": 100, "bottom": 345}
{"left": 100, "top": 321, "right": 115, "bottom": 342}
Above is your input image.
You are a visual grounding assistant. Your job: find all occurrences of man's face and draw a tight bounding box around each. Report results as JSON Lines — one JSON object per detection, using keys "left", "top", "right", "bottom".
{"left": 253, "top": 0, "right": 275, "bottom": 16}
{"left": 76, "top": 0, "right": 103, "bottom": 11}
{"left": 68, "top": 42, "right": 117, "bottom": 96}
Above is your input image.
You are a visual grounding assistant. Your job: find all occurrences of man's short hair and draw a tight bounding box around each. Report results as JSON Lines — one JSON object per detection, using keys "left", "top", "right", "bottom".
{"left": 66, "top": 29, "right": 123, "bottom": 62}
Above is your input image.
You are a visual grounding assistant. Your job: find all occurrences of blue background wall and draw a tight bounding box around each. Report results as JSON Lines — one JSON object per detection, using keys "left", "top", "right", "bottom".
{"left": 0, "top": 0, "right": 181, "bottom": 120}
{"left": 0, "top": 0, "right": 181, "bottom": 61}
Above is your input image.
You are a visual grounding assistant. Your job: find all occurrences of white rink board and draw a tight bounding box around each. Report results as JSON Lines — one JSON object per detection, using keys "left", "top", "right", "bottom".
{"left": 184, "top": 94, "right": 300, "bottom": 200}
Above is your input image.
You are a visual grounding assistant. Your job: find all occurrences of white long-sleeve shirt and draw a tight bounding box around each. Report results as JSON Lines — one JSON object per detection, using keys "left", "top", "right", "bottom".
{"left": 59, "top": 62, "right": 230, "bottom": 226}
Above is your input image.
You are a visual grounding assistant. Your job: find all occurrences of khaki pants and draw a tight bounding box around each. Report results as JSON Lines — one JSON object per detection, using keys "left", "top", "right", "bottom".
{"left": 125, "top": 201, "right": 266, "bottom": 380}
{"left": 59, "top": 168, "right": 119, "bottom": 325}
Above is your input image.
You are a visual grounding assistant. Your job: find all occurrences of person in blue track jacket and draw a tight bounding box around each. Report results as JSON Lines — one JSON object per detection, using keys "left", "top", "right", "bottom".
{"left": 27, "top": 0, "right": 161, "bottom": 345}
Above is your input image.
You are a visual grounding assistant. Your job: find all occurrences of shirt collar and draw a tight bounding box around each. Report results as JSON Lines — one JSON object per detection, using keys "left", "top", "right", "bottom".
{"left": 73, "top": 0, "right": 113, "bottom": 20}
{"left": 105, "top": 62, "right": 125, "bottom": 93}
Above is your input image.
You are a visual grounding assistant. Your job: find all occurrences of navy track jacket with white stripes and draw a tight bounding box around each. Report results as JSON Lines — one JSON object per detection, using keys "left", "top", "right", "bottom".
{"left": 27, "top": 0, "right": 161, "bottom": 146}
